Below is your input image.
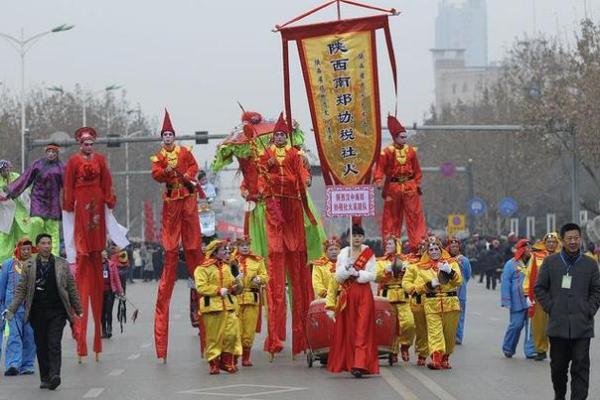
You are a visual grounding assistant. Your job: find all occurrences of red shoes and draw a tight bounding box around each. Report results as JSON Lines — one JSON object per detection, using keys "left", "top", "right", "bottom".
{"left": 417, "top": 355, "right": 427, "bottom": 366}
{"left": 427, "top": 351, "right": 443, "bottom": 370}
{"left": 441, "top": 354, "right": 452, "bottom": 369}
{"left": 242, "top": 347, "right": 253, "bottom": 367}
{"left": 219, "top": 353, "right": 237, "bottom": 373}
{"left": 208, "top": 359, "right": 220, "bottom": 375}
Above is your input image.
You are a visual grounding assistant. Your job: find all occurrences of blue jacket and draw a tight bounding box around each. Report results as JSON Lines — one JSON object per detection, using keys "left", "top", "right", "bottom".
{"left": 457, "top": 255, "right": 472, "bottom": 302}
{"left": 0, "top": 258, "right": 26, "bottom": 313}
{"left": 501, "top": 258, "right": 528, "bottom": 312}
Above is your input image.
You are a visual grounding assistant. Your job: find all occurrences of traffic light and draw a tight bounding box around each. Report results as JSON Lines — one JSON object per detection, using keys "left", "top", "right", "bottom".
{"left": 195, "top": 131, "right": 208, "bottom": 145}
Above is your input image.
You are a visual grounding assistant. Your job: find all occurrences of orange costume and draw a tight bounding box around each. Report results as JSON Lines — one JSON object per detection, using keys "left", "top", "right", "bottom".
{"left": 258, "top": 113, "right": 314, "bottom": 357}
{"left": 63, "top": 127, "right": 116, "bottom": 359}
{"left": 151, "top": 110, "right": 203, "bottom": 360}
{"left": 374, "top": 116, "right": 426, "bottom": 251}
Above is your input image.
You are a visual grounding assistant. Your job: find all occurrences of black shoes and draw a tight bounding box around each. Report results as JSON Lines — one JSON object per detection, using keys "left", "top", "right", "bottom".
{"left": 534, "top": 352, "right": 547, "bottom": 361}
{"left": 4, "top": 367, "right": 19, "bottom": 376}
{"left": 40, "top": 381, "right": 50, "bottom": 389}
{"left": 48, "top": 375, "right": 61, "bottom": 390}
{"left": 351, "top": 368, "right": 363, "bottom": 378}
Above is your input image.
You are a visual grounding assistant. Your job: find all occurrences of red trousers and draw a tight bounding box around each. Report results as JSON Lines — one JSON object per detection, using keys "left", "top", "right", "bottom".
{"left": 381, "top": 186, "right": 426, "bottom": 251}
{"left": 154, "top": 195, "right": 202, "bottom": 359}
{"left": 74, "top": 251, "right": 104, "bottom": 357}
{"left": 263, "top": 197, "right": 312, "bottom": 355}
{"left": 327, "top": 282, "right": 379, "bottom": 374}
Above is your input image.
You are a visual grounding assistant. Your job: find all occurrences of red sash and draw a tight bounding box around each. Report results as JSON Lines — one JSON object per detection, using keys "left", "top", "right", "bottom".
{"left": 336, "top": 247, "right": 374, "bottom": 313}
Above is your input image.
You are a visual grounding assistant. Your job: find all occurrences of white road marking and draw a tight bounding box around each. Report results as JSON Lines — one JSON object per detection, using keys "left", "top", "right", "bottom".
{"left": 108, "top": 369, "right": 124, "bottom": 376}
{"left": 404, "top": 367, "right": 459, "bottom": 400}
{"left": 489, "top": 317, "right": 500, "bottom": 322}
{"left": 380, "top": 368, "right": 420, "bottom": 400}
{"left": 471, "top": 311, "right": 482, "bottom": 316}
{"left": 178, "top": 384, "right": 307, "bottom": 397}
{"left": 140, "top": 343, "right": 151, "bottom": 349}
{"left": 173, "top": 314, "right": 182, "bottom": 320}
{"left": 127, "top": 353, "right": 141, "bottom": 360}
{"left": 83, "top": 388, "right": 105, "bottom": 398}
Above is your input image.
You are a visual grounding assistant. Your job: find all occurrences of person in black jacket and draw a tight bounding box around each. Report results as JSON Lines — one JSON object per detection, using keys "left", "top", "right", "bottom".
{"left": 535, "top": 223, "right": 600, "bottom": 400}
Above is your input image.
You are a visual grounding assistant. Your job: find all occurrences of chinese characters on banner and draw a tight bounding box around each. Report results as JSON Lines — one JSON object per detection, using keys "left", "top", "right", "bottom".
{"left": 326, "top": 185, "right": 375, "bottom": 218}
{"left": 280, "top": 15, "right": 397, "bottom": 186}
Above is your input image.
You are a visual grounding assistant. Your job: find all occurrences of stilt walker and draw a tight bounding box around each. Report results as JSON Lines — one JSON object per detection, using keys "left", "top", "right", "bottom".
{"left": 63, "top": 127, "right": 117, "bottom": 362}
{"left": 259, "top": 113, "right": 316, "bottom": 358}
{"left": 151, "top": 109, "right": 203, "bottom": 362}
{"left": 374, "top": 116, "right": 426, "bottom": 251}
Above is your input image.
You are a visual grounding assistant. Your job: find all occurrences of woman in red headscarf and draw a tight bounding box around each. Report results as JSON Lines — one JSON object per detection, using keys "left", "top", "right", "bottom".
{"left": 63, "top": 127, "right": 116, "bottom": 362}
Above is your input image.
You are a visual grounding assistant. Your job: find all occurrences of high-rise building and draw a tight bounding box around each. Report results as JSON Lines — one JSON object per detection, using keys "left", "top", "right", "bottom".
{"left": 435, "top": 0, "right": 488, "bottom": 67}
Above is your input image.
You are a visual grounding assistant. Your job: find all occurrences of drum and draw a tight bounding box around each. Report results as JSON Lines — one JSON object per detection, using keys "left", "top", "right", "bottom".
{"left": 374, "top": 296, "right": 398, "bottom": 353}
{"left": 305, "top": 299, "right": 335, "bottom": 355}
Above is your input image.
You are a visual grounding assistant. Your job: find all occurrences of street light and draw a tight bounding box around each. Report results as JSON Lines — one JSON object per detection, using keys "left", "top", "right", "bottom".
{"left": 0, "top": 24, "right": 74, "bottom": 171}
{"left": 125, "top": 128, "right": 146, "bottom": 230}
{"left": 83, "top": 84, "right": 122, "bottom": 126}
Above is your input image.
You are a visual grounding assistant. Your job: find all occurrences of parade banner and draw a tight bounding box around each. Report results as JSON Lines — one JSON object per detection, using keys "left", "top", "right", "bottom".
{"left": 280, "top": 14, "right": 397, "bottom": 186}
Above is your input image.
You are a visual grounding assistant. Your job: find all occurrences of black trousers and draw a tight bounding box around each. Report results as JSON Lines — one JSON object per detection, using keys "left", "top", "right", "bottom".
{"left": 29, "top": 307, "right": 67, "bottom": 382}
{"left": 549, "top": 337, "right": 591, "bottom": 400}
{"left": 485, "top": 269, "right": 497, "bottom": 290}
{"left": 102, "top": 291, "right": 115, "bottom": 335}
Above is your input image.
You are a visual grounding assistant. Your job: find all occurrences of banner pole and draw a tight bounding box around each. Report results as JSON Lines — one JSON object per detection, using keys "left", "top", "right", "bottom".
{"left": 337, "top": 0, "right": 341, "bottom": 20}
{"left": 349, "top": 216, "right": 353, "bottom": 259}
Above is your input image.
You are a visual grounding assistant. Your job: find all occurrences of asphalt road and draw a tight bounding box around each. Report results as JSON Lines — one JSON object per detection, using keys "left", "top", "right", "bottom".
{"left": 1, "top": 277, "right": 598, "bottom": 400}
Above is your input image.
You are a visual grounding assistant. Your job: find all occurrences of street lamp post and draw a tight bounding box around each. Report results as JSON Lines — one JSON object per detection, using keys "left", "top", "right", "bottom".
{"left": 0, "top": 24, "right": 74, "bottom": 171}
{"left": 125, "top": 129, "right": 144, "bottom": 230}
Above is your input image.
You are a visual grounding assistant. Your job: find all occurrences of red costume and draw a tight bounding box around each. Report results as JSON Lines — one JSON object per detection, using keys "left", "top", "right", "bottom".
{"left": 151, "top": 110, "right": 203, "bottom": 360}
{"left": 63, "top": 127, "right": 116, "bottom": 359}
{"left": 326, "top": 243, "right": 379, "bottom": 376}
{"left": 258, "top": 113, "right": 313, "bottom": 356}
{"left": 374, "top": 116, "right": 426, "bottom": 251}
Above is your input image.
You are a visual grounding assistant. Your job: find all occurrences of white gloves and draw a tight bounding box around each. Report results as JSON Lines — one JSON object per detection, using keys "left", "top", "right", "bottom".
{"left": 430, "top": 277, "right": 440, "bottom": 288}
{"left": 526, "top": 297, "right": 535, "bottom": 308}
{"left": 439, "top": 262, "right": 452, "bottom": 274}
{"left": 326, "top": 310, "right": 336, "bottom": 320}
{"left": 385, "top": 263, "right": 393, "bottom": 273}
{"left": 357, "top": 270, "right": 374, "bottom": 284}
{"left": 252, "top": 276, "right": 261, "bottom": 285}
{"left": 237, "top": 271, "right": 244, "bottom": 280}
{"left": 219, "top": 288, "right": 229, "bottom": 297}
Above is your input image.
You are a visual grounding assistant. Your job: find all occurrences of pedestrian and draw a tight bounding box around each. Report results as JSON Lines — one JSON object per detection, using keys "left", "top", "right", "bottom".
{"left": 1, "top": 233, "right": 82, "bottom": 390}
{"left": 325, "top": 223, "right": 379, "bottom": 378}
{"left": 500, "top": 239, "right": 536, "bottom": 359}
{"left": 485, "top": 239, "right": 503, "bottom": 290}
{"left": 143, "top": 246, "right": 154, "bottom": 282}
{"left": 0, "top": 238, "right": 36, "bottom": 376}
{"left": 132, "top": 245, "right": 142, "bottom": 280}
{"left": 535, "top": 223, "right": 600, "bottom": 400}
{"left": 101, "top": 250, "right": 124, "bottom": 339}
{"left": 447, "top": 237, "right": 472, "bottom": 345}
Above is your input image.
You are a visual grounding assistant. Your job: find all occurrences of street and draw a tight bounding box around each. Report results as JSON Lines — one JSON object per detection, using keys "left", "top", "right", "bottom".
{"left": 1, "top": 278, "right": 598, "bottom": 400}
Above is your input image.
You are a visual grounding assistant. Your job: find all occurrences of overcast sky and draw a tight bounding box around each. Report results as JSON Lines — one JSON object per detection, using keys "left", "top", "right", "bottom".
{"left": 1, "top": 0, "right": 598, "bottom": 164}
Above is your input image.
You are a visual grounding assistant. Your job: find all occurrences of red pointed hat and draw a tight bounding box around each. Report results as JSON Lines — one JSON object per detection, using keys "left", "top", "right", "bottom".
{"left": 273, "top": 112, "right": 291, "bottom": 136}
{"left": 161, "top": 108, "right": 175, "bottom": 135}
{"left": 387, "top": 114, "right": 406, "bottom": 138}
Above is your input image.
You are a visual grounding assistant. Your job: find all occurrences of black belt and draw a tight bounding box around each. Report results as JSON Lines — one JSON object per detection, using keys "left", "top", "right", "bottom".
{"left": 390, "top": 175, "right": 414, "bottom": 183}
{"left": 425, "top": 291, "right": 458, "bottom": 298}
{"left": 382, "top": 288, "right": 410, "bottom": 298}
{"left": 413, "top": 294, "right": 422, "bottom": 304}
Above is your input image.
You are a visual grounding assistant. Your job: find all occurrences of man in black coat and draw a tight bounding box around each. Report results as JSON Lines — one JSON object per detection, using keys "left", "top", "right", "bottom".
{"left": 535, "top": 223, "right": 600, "bottom": 400}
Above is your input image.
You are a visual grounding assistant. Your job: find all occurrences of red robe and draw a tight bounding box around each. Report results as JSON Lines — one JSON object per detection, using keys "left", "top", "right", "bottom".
{"left": 258, "top": 144, "right": 312, "bottom": 355}
{"left": 374, "top": 144, "right": 426, "bottom": 251}
{"left": 63, "top": 152, "right": 115, "bottom": 357}
{"left": 151, "top": 144, "right": 203, "bottom": 359}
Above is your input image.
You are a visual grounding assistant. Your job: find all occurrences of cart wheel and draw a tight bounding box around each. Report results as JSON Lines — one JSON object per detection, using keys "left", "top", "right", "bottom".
{"left": 307, "top": 351, "right": 314, "bottom": 368}
{"left": 388, "top": 353, "right": 394, "bottom": 366}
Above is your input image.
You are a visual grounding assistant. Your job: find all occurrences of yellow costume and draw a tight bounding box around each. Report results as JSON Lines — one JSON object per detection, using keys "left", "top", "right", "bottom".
{"left": 405, "top": 247, "right": 462, "bottom": 369}
{"left": 376, "top": 254, "right": 415, "bottom": 362}
{"left": 311, "top": 256, "right": 336, "bottom": 299}
{"left": 523, "top": 233, "right": 560, "bottom": 357}
{"left": 235, "top": 253, "right": 268, "bottom": 366}
{"left": 402, "top": 260, "right": 429, "bottom": 364}
{"left": 195, "top": 255, "right": 242, "bottom": 374}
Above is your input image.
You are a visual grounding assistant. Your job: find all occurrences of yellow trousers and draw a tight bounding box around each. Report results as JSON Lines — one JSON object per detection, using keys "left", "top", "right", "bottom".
{"left": 394, "top": 302, "right": 415, "bottom": 348}
{"left": 531, "top": 303, "right": 549, "bottom": 353}
{"left": 203, "top": 311, "right": 242, "bottom": 361}
{"left": 239, "top": 305, "right": 259, "bottom": 348}
{"left": 425, "top": 310, "right": 460, "bottom": 355}
{"left": 412, "top": 308, "right": 429, "bottom": 357}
